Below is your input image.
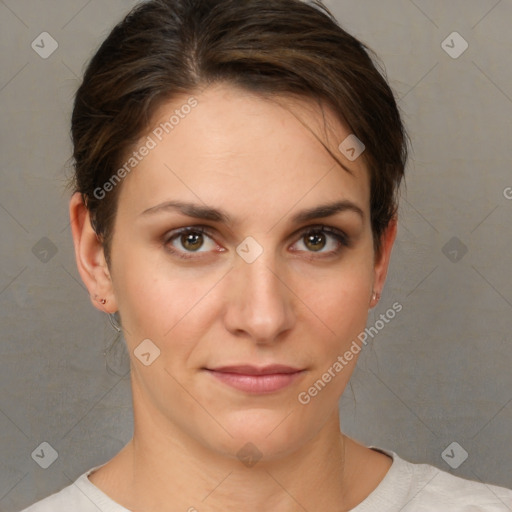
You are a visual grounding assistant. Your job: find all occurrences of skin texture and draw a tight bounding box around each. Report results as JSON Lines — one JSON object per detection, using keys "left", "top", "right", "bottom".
{"left": 70, "top": 83, "right": 397, "bottom": 512}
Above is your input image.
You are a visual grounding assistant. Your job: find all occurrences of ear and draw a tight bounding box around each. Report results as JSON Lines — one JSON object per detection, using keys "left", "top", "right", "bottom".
{"left": 369, "top": 215, "right": 397, "bottom": 308}
{"left": 69, "top": 192, "right": 118, "bottom": 313}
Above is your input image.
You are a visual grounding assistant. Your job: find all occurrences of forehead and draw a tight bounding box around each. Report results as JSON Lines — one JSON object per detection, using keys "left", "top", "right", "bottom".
{"left": 116, "top": 83, "right": 370, "bottom": 222}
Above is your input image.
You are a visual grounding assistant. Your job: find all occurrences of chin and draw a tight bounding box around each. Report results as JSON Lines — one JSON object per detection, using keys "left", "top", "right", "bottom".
{"left": 206, "top": 408, "right": 310, "bottom": 461}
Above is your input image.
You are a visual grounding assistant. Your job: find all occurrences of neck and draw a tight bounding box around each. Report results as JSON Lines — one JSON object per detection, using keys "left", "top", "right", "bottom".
{"left": 89, "top": 381, "right": 392, "bottom": 512}
{"left": 128, "top": 416, "right": 349, "bottom": 511}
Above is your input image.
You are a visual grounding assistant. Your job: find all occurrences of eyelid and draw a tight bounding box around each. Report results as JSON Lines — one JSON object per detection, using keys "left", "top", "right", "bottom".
{"left": 163, "top": 225, "right": 215, "bottom": 243}
{"left": 162, "top": 226, "right": 221, "bottom": 260}
{"left": 288, "top": 224, "right": 350, "bottom": 256}
{"left": 291, "top": 224, "right": 349, "bottom": 244}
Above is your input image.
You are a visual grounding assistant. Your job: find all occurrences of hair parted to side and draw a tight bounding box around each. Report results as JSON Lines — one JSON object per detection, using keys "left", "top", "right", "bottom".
{"left": 70, "top": 0, "right": 408, "bottom": 266}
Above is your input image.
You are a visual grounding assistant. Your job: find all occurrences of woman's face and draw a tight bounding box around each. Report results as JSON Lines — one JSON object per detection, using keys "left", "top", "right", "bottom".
{"left": 97, "top": 84, "right": 394, "bottom": 460}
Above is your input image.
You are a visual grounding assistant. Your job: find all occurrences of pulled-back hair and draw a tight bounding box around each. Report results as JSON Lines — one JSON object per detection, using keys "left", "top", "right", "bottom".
{"left": 70, "top": 0, "right": 408, "bottom": 264}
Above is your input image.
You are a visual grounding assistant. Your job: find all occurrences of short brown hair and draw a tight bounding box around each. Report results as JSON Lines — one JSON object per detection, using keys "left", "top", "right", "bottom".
{"left": 70, "top": 0, "right": 408, "bottom": 265}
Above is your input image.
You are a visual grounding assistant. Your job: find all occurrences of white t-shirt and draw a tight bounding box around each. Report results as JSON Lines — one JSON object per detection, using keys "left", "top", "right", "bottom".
{"left": 20, "top": 447, "right": 512, "bottom": 511}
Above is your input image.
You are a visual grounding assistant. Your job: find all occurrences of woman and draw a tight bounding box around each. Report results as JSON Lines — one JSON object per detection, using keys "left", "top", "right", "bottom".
{"left": 22, "top": 0, "right": 512, "bottom": 510}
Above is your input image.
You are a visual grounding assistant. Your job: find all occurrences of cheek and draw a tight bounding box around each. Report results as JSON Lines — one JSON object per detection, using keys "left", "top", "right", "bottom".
{"left": 296, "top": 261, "right": 373, "bottom": 344}
{"left": 110, "top": 243, "right": 224, "bottom": 351}
{"left": 292, "top": 270, "right": 372, "bottom": 407}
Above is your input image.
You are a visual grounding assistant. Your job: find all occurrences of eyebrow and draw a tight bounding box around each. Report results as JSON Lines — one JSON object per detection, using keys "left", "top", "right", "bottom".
{"left": 139, "top": 199, "right": 364, "bottom": 224}
{"left": 290, "top": 200, "right": 364, "bottom": 223}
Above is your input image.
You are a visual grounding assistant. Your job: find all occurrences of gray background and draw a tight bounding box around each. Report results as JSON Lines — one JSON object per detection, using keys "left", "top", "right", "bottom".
{"left": 1, "top": 0, "right": 511, "bottom": 510}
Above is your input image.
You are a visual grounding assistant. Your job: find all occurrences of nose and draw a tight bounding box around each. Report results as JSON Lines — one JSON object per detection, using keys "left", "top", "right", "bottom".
{"left": 222, "top": 249, "right": 296, "bottom": 344}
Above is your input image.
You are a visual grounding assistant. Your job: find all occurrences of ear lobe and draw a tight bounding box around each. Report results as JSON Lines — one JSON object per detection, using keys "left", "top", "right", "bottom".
{"left": 370, "top": 216, "right": 398, "bottom": 307}
{"left": 69, "top": 192, "right": 118, "bottom": 313}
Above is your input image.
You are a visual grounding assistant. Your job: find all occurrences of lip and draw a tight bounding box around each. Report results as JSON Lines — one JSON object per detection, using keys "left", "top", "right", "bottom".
{"left": 204, "top": 365, "right": 306, "bottom": 394}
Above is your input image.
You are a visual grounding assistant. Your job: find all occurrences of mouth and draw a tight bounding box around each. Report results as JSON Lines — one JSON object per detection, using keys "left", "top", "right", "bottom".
{"left": 203, "top": 364, "right": 306, "bottom": 394}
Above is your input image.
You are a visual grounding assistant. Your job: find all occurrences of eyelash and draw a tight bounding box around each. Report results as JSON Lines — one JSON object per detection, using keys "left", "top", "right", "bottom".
{"left": 163, "top": 224, "right": 350, "bottom": 261}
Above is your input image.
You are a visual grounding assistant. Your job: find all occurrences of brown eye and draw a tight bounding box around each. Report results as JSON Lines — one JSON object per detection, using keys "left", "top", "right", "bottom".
{"left": 164, "top": 226, "right": 220, "bottom": 259}
{"left": 304, "top": 232, "right": 326, "bottom": 252}
{"left": 291, "top": 226, "right": 349, "bottom": 257}
{"left": 181, "top": 232, "right": 204, "bottom": 251}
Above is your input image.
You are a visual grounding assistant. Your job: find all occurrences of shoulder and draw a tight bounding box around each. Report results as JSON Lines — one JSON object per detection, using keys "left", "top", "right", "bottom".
{"left": 361, "top": 447, "right": 512, "bottom": 511}
{"left": 20, "top": 482, "right": 93, "bottom": 512}
{"left": 416, "top": 466, "right": 512, "bottom": 510}
{"left": 19, "top": 464, "right": 127, "bottom": 512}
